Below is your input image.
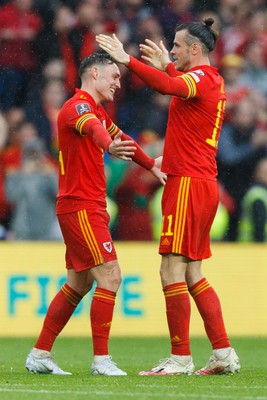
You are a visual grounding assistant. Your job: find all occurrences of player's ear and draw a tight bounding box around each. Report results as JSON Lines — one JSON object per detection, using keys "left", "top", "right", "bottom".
{"left": 191, "top": 43, "right": 199, "bottom": 55}
{"left": 92, "top": 66, "right": 99, "bottom": 80}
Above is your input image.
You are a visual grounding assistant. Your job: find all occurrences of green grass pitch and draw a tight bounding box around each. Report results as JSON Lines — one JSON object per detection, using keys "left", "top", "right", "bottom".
{"left": 0, "top": 336, "right": 266, "bottom": 400}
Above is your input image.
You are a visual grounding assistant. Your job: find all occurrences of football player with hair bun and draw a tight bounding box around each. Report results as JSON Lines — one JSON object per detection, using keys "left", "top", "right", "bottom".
{"left": 97, "top": 18, "right": 241, "bottom": 376}
{"left": 25, "top": 52, "right": 166, "bottom": 377}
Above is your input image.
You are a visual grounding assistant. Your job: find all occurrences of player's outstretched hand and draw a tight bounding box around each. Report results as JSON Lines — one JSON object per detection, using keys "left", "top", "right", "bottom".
{"left": 96, "top": 33, "right": 130, "bottom": 65}
{"left": 139, "top": 39, "right": 171, "bottom": 71}
{"left": 150, "top": 156, "right": 167, "bottom": 185}
{"left": 109, "top": 131, "right": 136, "bottom": 161}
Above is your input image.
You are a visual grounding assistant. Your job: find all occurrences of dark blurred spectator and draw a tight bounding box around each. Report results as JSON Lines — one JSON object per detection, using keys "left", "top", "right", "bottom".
{"left": 26, "top": 57, "right": 66, "bottom": 110}
{"left": 0, "top": 109, "right": 28, "bottom": 232}
{"left": 133, "top": 11, "right": 164, "bottom": 44}
{"left": 2, "top": 116, "right": 57, "bottom": 174}
{"left": 249, "top": 89, "right": 267, "bottom": 131}
{"left": 238, "top": 157, "right": 267, "bottom": 242}
{"left": 138, "top": 93, "right": 170, "bottom": 138}
{"left": 252, "top": 0, "right": 267, "bottom": 7}
{"left": 219, "top": 53, "right": 250, "bottom": 122}
{"left": 156, "top": 0, "right": 195, "bottom": 47}
{"left": 42, "top": 58, "right": 66, "bottom": 81}
{"left": 217, "top": 97, "right": 267, "bottom": 241}
{"left": 115, "top": 165, "right": 158, "bottom": 240}
{"left": 245, "top": 9, "right": 267, "bottom": 67}
{"left": 215, "top": 0, "right": 251, "bottom": 59}
{"left": 194, "top": 0, "right": 220, "bottom": 13}
{"left": 34, "top": 3, "right": 78, "bottom": 95}
{"left": 0, "top": 0, "right": 42, "bottom": 109}
{"left": 114, "top": 135, "right": 163, "bottom": 240}
{"left": 109, "top": 12, "right": 166, "bottom": 134}
{"left": 117, "top": 0, "right": 152, "bottom": 44}
{"left": 2, "top": 119, "right": 37, "bottom": 174}
{"left": 115, "top": 54, "right": 153, "bottom": 134}
{"left": 71, "top": 0, "right": 106, "bottom": 61}
{"left": 218, "top": 0, "right": 250, "bottom": 27}
{"left": 4, "top": 107, "right": 26, "bottom": 133}
{"left": 5, "top": 138, "right": 60, "bottom": 240}
{"left": 238, "top": 40, "right": 267, "bottom": 97}
{"left": 24, "top": 78, "right": 67, "bottom": 157}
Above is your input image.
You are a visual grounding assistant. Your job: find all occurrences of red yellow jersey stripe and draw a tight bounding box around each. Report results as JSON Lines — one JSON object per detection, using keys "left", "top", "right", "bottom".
{"left": 77, "top": 210, "right": 103, "bottom": 265}
{"left": 172, "top": 177, "right": 191, "bottom": 254}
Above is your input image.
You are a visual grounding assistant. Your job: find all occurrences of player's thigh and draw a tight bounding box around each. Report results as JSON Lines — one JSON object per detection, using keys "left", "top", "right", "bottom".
{"left": 159, "top": 176, "right": 219, "bottom": 259}
{"left": 58, "top": 209, "right": 118, "bottom": 272}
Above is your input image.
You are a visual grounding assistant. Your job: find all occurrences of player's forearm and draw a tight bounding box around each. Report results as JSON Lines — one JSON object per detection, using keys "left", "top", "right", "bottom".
{"left": 128, "top": 56, "right": 187, "bottom": 97}
{"left": 121, "top": 132, "right": 154, "bottom": 170}
{"left": 85, "top": 121, "right": 112, "bottom": 151}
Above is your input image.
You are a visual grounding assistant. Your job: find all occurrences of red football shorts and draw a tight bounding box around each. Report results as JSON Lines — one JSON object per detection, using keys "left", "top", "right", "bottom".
{"left": 57, "top": 208, "right": 117, "bottom": 272}
{"left": 159, "top": 176, "right": 219, "bottom": 260}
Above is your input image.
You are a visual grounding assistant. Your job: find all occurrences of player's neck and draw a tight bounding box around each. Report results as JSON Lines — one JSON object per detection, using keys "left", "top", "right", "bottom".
{"left": 190, "top": 56, "right": 210, "bottom": 70}
{"left": 80, "top": 84, "right": 101, "bottom": 105}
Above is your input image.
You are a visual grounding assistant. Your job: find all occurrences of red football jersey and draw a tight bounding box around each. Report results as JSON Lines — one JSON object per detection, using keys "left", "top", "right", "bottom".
{"left": 57, "top": 89, "right": 114, "bottom": 213}
{"left": 128, "top": 58, "right": 226, "bottom": 179}
{"left": 56, "top": 89, "right": 154, "bottom": 214}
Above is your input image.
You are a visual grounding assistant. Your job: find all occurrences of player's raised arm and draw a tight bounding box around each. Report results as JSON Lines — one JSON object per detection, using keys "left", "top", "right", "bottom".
{"left": 139, "top": 39, "right": 171, "bottom": 72}
{"left": 96, "top": 33, "right": 171, "bottom": 72}
{"left": 96, "top": 33, "right": 190, "bottom": 98}
{"left": 96, "top": 33, "right": 130, "bottom": 65}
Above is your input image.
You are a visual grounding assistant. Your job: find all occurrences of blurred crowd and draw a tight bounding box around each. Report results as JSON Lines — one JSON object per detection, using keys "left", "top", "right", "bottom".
{"left": 1, "top": 0, "right": 267, "bottom": 241}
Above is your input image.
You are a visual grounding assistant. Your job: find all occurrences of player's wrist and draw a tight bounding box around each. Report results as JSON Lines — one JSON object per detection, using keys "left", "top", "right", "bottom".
{"left": 123, "top": 54, "right": 130, "bottom": 65}
{"left": 163, "top": 61, "right": 171, "bottom": 71}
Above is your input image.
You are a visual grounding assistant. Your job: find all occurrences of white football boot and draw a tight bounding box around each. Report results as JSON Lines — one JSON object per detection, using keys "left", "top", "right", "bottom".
{"left": 139, "top": 355, "right": 194, "bottom": 376}
{"left": 91, "top": 356, "right": 127, "bottom": 376}
{"left": 195, "top": 348, "right": 240, "bottom": 375}
{"left": 25, "top": 348, "right": 72, "bottom": 375}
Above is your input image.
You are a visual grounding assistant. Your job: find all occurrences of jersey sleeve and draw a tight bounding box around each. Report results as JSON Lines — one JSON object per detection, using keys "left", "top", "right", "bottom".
{"left": 103, "top": 107, "right": 121, "bottom": 138}
{"left": 165, "top": 62, "right": 180, "bottom": 77}
{"left": 102, "top": 108, "right": 154, "bottom": 170}
{"left": 66, "top": 101, "right": 154, "bottom": 169}
{"left": 120, "top": 132, "right": 154, "bottom": 170}
{"left": 128, "top": 56, "right": 199, "bottom": 100}
{"left": 68, "top": 102, "right": 112, "bottom": 151}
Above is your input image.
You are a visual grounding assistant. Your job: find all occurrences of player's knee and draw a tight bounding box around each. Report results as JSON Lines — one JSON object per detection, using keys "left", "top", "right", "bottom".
{"left": 92, "top": 260, "right": 122, "bottom": 291}
{"left": 107, "top": 274, "right": 122, "bottom": 292}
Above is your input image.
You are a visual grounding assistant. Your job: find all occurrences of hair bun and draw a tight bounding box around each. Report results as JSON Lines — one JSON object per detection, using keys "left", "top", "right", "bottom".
{"left": 204, "top": 18, "right": 214, "bottom": 28}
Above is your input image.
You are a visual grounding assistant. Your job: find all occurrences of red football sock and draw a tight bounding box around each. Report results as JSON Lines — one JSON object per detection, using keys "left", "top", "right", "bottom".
{"left": 189, "top": 278, "right": 230, "bottom": 349}
{"left": 35, "top": 283, "right": 82, "bottom": 351}
{"left": 164, "top": 282, "right": 191, "bottom": 355}
{"left": 90, "top": 287, "right": 116, "bottom": 355}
